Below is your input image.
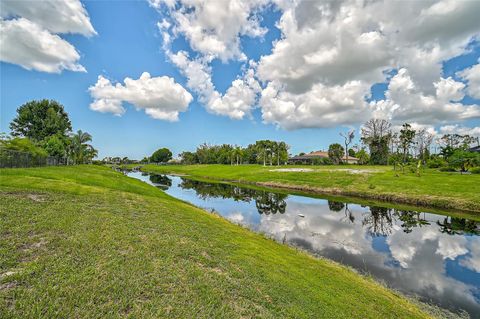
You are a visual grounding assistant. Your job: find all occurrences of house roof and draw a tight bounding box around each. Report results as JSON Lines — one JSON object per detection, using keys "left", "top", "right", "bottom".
{"left": 469, "top": 145, "right": 480, "bottom": 152}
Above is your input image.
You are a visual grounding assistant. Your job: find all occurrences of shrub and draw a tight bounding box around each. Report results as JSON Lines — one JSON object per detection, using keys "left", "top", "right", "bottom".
{"left": 439, "top": 166, "right": 456, "bottom": 172}
{"left": 427, "top": 158, "right": 446, "bottom": 168}
{"left": 312, "top": 157, "right": 333, "bottom": 165}
{"left": 470, "top": 167, "right": 480, "bottom": 174}
{"left": 321, "top": 157, "right": 334, "bottom": 165}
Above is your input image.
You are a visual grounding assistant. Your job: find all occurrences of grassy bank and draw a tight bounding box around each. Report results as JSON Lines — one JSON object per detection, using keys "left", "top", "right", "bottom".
{"left": 0, "top": 165, "right": 429, "bottom": 318}
{"left": 134, "top": 164, "right": 480, "bottom": 213}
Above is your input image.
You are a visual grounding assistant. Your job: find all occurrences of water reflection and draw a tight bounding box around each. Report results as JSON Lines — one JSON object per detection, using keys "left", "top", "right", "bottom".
{"left": 178, "top": 178, "right": 287, "bottom": 215}
{"left": 147, "top": 173, "right": 172, "bottom": 190}
{"left": 127, "top": 172, "right": 480, "bottom": 317}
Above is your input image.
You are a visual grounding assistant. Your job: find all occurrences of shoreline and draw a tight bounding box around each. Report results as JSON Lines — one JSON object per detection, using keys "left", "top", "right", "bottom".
{"left": 133, "top": 165, "right": 480, "bottom": 214}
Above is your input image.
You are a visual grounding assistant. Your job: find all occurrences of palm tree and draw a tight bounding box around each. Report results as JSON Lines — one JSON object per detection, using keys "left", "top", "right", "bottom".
{"left": 233, "top": 146, "right": 243, "bottom": 165}
{"left": 70, "top": 130, "right": 94, "bottom": 164}
{"left": 85, "top": 145, "right": 98, "bottom": 163}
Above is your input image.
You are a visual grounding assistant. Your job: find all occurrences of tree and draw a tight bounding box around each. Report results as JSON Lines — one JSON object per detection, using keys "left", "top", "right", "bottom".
{"left": 0, "top": 137, "right": 47, "bottom": 158}
{"left": 340, "top": 130, "right": 355, "bottom": 163}
{"left": 42, "top": 134, "right": 68, "bottom": 158}
{"left": 231, "top": 146, "right": 243, "bottom": 165}
{"left": 399, "top": 123, "right": 416, "bottom": 163}
{"left": 328, "top": 143, "right": 344, "bottom": 164}
{"left": 180, "top": 151, "right": 198, "bottom": 164}
{"left": 275, "top": 141, "right": 289, "bottom": 165}
{"left": 70, "top": 130, "right": 97, "bottom": 164}
{"left": 10, "top": 99, "right": 72, "bottom": 141}
{"left": 361, "top": 119, "right": 392, "bottom": 165}
{"left": 448, "top": 150, "right": 478, "bottom": 173}
{"left": 439, "top": 134, "right": 476, "bottom": 159}
{"left": 415, "top": 129, "right": 434, "bottom": 163}
{"left": 85, "top": 145, "right": 98, "bottom": 163}
{"left": 150, "top": 148, "right": 172, "bottom": 163}
{"left": 255, "top": 140, "right": 272, "bottom": 166}
{"left": 355, "top": 149, "right": 370, "bottom": 165}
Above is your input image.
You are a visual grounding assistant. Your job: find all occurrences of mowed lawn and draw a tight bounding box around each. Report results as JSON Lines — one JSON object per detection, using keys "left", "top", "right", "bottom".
{"left": 0, "top": 166, "right": 429, "bottom": 318}
{"left": 137, "top": 164, "right": 480, "bottom": 212}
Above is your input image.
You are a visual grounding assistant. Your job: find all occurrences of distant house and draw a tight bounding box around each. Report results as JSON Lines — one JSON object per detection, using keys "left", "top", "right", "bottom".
{"left": 469, "top": 145, "right": 480, "bottom": 153}
{"left": 288, "top": 150, "right": 359, "bottom": 164}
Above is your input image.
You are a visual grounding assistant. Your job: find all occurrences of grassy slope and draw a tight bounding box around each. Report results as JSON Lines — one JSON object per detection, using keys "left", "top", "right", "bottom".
{"left": 136, "top": 164, "right": 480, "bottom": 212}
{"left": 0, "top": 165, "right": 429, "bottom": 318}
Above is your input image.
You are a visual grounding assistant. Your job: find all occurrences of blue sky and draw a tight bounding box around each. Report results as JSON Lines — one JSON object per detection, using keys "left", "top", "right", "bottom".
{"left": 1, "top": 0, "right": 479, "bottom": 158}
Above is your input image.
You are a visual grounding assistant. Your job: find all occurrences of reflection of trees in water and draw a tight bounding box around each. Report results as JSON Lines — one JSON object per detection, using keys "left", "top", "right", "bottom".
{"left": 149, "top": 174, "right": 172, "bottom": 190}
{"left": 362, "top": 206, "right": 394, "bottom": 236}
{"left": 437, "top": 217, "right": 479, "bottom": 235}
{"left": 328, "top": 200, "right": 354, "bottom": 223}
{"left": 179, "top": 178, "right": 287, "bottom": 215}
{"left": 395, "top": 210, "right": 430, "bottom": 233}
{"left": 361, "top": 207, "right": 432, "bottom": 236}
{"left": 256, "top": 193, "right": 287, "bottom": 215}
{"left": 150, "top": 175, "right": 172, "bottom": 190}
{"left": 328, "top": 201, "right": 345, "bottom": 212}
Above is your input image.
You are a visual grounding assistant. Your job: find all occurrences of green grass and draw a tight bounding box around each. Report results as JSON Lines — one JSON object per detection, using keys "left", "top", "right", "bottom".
{"left": 134, "top": 164, "right": 480, "bottom": 213}
{"left": 0, "top": 165, "right": 429, "bottom": 318}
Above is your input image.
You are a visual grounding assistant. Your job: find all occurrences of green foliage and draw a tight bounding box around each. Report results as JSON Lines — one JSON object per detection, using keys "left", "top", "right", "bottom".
{"left": 178, "top": 140, "right": 289, "bottom": 166}
{"left": 439, "top": 134, "right": 477, "bottom": 161}
{"left": 355, "top": 149, "right": 370, "bottom": 165}
{"left": 0, "top": 137, "right": 47, "bottom": 157}
{"left": 179, "top": 151, "right": 198, "bottom": 164}
{"left": 10, "top": 99, "right": 72, "bottom": 141}
{"left": 439, "top": 166, "right": 456, "bottom": 172}
{"left": 312, "top": 157, "right": 333, "bottom": 165}
{"left": 427, "top": 158, "right": 446, "bottom": 168}
{"left": 150, "top": 147, "right": 173, "bottom": 163}
{"left": 42, "top": 134, "right": 68, "bottom": 157}
{"left": 348, "top": 148, "right": 356, "bottom": 157}
{"left": 448, "top": 150, "right": 479, "bottom": 172}
{"left": 70, "top": 130, "right": 97, "bottom": 164}
{"left": 470, "top": 167, "right": 480, "bottom": 174}
{"left": 328, "top": 143, "right": 344, "bottom": 164}
{"left": 361, "top": 119, "right": 392, "bottom": 165}
{"left": 399, "top": 123, "right": 416, "bottom": 163}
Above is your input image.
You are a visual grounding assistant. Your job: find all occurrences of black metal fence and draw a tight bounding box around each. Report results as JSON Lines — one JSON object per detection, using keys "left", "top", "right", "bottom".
{"left": 0, "top": 148, "right": 67, "bottom": 168}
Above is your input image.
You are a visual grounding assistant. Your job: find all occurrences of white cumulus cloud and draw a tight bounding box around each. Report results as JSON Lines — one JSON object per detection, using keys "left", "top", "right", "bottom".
{"left": 458, "top": 62, "right": 480, "bottom": 99}
{"left": 256, "top": 0, "right": 480, "bottom": 129}
{"left": 88, "top": 72, "right": 193, "bottom": 121}
{"left": 0, "top": 0, "right": 96, "bottom": 36}
{"left": 370, "top": 68, "right": 480, "bottom": 125}
{"left": 439, "top": 125, "right": 480, "bottom": 138}
{"left": 260, "top": 80, "right": 370, "bottom": 130}
{"left": 170, "top": 51, "right": 260, "bottom": 119}
{"left": 0, "top": 0, "right": 95, "bottom": 73}
{"left": 151, "top": 0, "right": 268, "bottom": 61}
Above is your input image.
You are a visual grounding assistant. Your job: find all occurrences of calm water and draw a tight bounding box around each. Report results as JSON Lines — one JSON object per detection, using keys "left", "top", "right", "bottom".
{"left": 127, "top": 171, "right": 480, "bottom": 317}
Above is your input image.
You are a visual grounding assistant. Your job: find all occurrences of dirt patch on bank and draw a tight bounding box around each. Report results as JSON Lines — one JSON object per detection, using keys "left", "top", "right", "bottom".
{"left": 326, "top": 169, "right": 381, "bottom": 174}
{"left": 269, "top": 168, "right": 315, "bottom": 172}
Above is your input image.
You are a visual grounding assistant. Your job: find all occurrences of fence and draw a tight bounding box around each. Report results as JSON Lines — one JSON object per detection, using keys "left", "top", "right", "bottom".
{"left": 0, "top": 148, "right": 67, "bottom": 168}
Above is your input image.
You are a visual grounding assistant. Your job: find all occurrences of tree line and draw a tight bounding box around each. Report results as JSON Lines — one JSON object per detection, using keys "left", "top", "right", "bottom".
{"left": 359, "top": 119, "right": 479, "bottom": 172}
{"left": 0, "top": 100, "right": 97, "bottom": 166}
{"left": 178, "top": 140, "right": 289, "bottom": 165}
{"left": 137, "top": 140, "right": 289, "bottom": 166}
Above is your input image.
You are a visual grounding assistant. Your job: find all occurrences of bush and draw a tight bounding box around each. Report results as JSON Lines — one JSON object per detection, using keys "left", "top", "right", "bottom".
{"left": 427, "top": 158, "right": 446, "bottom": 168}
{"left": 470, "top": 167, "right": 480, "bottom": 174}
{"left": 439, "top": 166, "right": 456, "bottom": 172}
{"left": 312, "top": 157, "right": 333, "bottom": 165}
